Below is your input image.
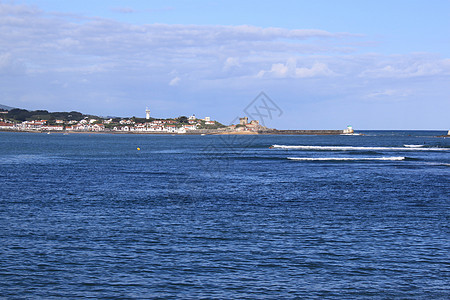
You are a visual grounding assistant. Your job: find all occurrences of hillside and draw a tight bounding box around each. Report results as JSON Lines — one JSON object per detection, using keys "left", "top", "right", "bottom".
{"left": 4, "top": 109, "right": 90, "bottom": 123}
{"left": 0, "top": 104, "right": 15, "bottom": 111}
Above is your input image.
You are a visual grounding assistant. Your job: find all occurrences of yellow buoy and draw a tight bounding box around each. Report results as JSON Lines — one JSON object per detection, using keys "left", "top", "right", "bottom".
{"left": 137, "top": 147, "right": 141, "bottom": 151}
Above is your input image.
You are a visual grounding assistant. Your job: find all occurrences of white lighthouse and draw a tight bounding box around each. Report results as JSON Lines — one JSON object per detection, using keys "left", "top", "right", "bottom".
{"left": 343, "top": 125, "right": 354, "bottom": 134}
{"left": 145, "top": 107, "right": 150, "bottom": 120}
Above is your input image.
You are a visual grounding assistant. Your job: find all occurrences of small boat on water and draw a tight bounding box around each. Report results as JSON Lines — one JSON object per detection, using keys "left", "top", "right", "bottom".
{"left": 404, "top": 144, "right": 424, "bottom": 148}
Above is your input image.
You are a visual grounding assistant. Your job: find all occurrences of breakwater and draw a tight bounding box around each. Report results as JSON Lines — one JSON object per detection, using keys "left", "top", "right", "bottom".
{"left": 259, "top": 129, "right": 346, "bottom": 135}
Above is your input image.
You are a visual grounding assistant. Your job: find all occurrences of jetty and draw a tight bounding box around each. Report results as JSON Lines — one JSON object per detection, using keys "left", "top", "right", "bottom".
{"left": 258, "top": 126, "right": 355, "bottom": 135}
{"left": 259, "top": 129, "right": 347, "bottom": 135}
{"left": 437, "top": 130, "right": 450, "bottom": 137}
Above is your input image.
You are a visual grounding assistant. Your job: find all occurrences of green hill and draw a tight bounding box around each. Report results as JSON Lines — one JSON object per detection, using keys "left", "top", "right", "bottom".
{"left": 0, "top": 104, "right": 15, "bottom": 111}
{"left": 4, "top": 109, "right": 89, "bottom": 123}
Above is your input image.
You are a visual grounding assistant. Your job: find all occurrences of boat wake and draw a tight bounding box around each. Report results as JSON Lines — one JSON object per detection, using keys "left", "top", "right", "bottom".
{"left": 287, "top": 156, "right": 406, "bottom": 161}
{"left": 272, "top": 145, "right": 447, "bottom": 151}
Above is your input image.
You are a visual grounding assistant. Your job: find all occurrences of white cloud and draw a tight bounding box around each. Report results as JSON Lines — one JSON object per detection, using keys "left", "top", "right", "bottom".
{"left": 1, "top": 2, "right": 449, "bottom": 129}
{"left": 0, "top": 3, "right": 354, "bottom": 77}
{"left": 295, "top": 62, "right": 334, "bottom": 78}
{"left": 257, "top": 59, "right": 335, "bottom": 78}
{"left": 365, "top": 89, "right": 410, "bottom": 99}
{"left": 169, "top": 76, "right": 180, "bottom": 86}
{"left": 57, "top": 38, "right": 80, "bottom": 48}
{"left": 111, "top": 7, "right": 135, "bottom": 14}
{"left": 223, "top": 57, "right": 241, "bottom": 71}
{"left": 0, "top": 3, "right": 40, "bottom": 15}
{"left": 0, "top": 53, "right": 25, "bottom": 75}
{"left": 360, "top": 58, "right": 450, "bottom": 78}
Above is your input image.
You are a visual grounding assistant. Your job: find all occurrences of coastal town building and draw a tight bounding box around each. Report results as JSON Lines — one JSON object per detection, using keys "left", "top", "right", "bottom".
{"left": 239, "top": 117, "right": 248, "bottom": 125}
{"left": 42, "top": 125, "right": 64, "bottom": 131}
{"left": 0, "top": 106, "right": 223, "bottom": 133}
{"left": 120, "top": 119, "right": 134, "bottom": 125}
{"left": 231, "top": 117, "right": 264, "bottom": 132}
{"left": 0, "top": 121, "right": 14, "bottom": 129}
{"left": 183, "top": 124, "right": 197, "bottom": 130}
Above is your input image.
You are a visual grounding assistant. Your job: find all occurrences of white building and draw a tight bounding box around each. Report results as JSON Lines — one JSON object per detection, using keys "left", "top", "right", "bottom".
{"left": 183, "top": 124, "right": 197, "bottom": 130}
{"left": 42, "top": 125, "right": 64, "bottom": 131}
{"left": 343, "top": 125, "right": 354, "bottom": 134}
{"left": 0, "top": 122, "right": 15, "bottom": 130}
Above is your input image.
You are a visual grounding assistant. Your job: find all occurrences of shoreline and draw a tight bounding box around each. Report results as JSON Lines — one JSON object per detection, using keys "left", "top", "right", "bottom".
{"left": 0, "top": 129, "right": 348, "bottom": 135}
{"left": 1, "top": 129, "right": 448, "bottom": 136}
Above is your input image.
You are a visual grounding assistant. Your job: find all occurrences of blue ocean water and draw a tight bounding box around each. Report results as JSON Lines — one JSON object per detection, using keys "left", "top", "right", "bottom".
{"left": 0, "top": 131, "right": 449, "bottom": 299}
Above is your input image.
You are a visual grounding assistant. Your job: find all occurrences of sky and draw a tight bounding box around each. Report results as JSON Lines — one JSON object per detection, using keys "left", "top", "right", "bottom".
{"left": 1, "top": 0, "right": 449, "bottom": 129}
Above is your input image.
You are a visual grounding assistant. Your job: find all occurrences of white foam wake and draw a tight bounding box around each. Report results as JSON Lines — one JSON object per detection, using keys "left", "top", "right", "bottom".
{"left": 287, "top": 157, "right": 406, "bottom": 161}
{"left": 272, "top": 145, "right": 446, "bottom": 151}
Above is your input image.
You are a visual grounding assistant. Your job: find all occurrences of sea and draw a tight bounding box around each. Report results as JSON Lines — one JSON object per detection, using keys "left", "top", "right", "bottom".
{"left": 0, "top": 131, "right": 449, "bottom": 299}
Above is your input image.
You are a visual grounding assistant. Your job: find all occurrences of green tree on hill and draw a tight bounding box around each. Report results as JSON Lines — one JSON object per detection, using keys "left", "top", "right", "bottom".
{"left": 177, "top": 116, "right": 188, "bottom": 124}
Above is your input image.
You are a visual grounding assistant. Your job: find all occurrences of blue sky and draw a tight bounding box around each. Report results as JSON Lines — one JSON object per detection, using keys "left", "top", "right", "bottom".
{"left": 1, "top": 0, "right": 449, "bottom": 129}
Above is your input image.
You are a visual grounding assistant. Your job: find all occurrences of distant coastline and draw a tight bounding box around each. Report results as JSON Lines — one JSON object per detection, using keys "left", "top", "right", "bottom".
{"left": 2, "top": 128, "right": 449, "bottom": 137}
{"left": 1, "top": 106, "right": 448, "bottom": 136}
{"left": 0, "top": 128, "right": 352, "bottom": 135}
{"left": 0, "top": 106, "right": 358, "bottom": 135}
